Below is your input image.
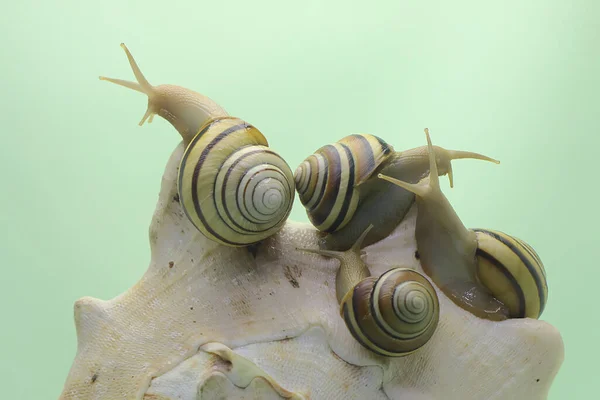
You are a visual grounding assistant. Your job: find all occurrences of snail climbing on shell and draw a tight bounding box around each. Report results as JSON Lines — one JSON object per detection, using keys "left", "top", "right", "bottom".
{"left": 100, "top": 44, "right": 295, "bottom": 247}
{"left": 298, "top": 225, "right": 440, "bottom": 357}
{"left": 378, "top": 129, "right": 548, "bottom": 321}
{"left": 294, "top": 133, "right": 501, "bottom": 251}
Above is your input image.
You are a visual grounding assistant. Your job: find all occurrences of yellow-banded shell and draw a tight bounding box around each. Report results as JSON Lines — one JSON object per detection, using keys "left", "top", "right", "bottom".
{"left": 294, "top": 134, "right": 393, "bottom": 233}
{"left": 340, "top": 267, "right": 440, "bottom": 357}
{"left": 178, "top": 117, "right": 295, "bottom": 247}
{"left": 473, "top": 229, "right": 548, "bottom": 319}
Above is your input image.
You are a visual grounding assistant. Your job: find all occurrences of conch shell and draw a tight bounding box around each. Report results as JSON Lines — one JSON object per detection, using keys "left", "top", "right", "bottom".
{"left": 58, "top": 141, "right": 564, "bottom": 400}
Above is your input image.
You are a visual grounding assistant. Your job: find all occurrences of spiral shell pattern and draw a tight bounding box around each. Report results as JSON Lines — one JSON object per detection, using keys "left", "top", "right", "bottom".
{"left": 473, "top": 229, "right": 548, "bottom": 319}
{"left": 178, "top": 117, "right": 295, "bottom": 246}
{"left": 294, "top": 134, "right": 393, "bottom": 233}
{"left": 340, "top": 268, "right": 439, "bottom": 357}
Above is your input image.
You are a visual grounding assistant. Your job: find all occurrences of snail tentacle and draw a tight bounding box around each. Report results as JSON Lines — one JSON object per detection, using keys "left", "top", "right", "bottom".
{"left": 297, "top": 224, "right": 374, "bottom": 303}
{"left": 99, "top": 44, "right": 161, "bottom": 126}
{"left": 100, "top": 43, "right": 228, "bottom": 144}
{"left": 442, "top": 149, "right": 500, "bottom": 187}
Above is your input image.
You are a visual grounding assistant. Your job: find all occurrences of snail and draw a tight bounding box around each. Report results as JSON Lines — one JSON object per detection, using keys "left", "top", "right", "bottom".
{"left": 378, "top": 129, "right": 547, "bottom": 321}
{"left": 294, "top": 133, "right": 500, "bottom": 251}
{"left": 100, "top": 44, "right": 295, "bottom": 247}
{"left": 298, "top": 224, "right": 440, "bottom": 357}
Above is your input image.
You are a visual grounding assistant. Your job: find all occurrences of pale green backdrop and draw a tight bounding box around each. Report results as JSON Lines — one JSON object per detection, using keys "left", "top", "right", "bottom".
{"left": 0, "top": 0, "right": 597, "bottom": 398}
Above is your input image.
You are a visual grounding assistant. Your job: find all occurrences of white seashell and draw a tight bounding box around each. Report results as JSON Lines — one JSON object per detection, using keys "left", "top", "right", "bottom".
{"left": 58, "top": 142, "right": 564, "bottom": 400}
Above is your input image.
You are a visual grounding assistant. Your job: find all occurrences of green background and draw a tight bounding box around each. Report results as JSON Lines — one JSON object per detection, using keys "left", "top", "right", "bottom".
{"left": 1, "top": 0, "right": 597, "bottom": 398}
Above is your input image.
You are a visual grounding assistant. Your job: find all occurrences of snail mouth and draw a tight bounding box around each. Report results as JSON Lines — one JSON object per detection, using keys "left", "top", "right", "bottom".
{"left": 139, "top": 106, "right": 155, "bottom": 126}
{"left": 139, "top": 99, "right": 158, "bottom": 126}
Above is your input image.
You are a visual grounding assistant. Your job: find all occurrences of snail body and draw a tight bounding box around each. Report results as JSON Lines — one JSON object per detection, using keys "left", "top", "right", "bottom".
{"left": 298, "top": 225, "right": 440, "bottom": 357}
{"left": 100, "top": 44, "right": 295, "bottom": 247}
{"left": 294, "top": 133, "right": 500, "bottom": 251}
{"left": 378, "top": 130, "right": 548, "bottom": 321}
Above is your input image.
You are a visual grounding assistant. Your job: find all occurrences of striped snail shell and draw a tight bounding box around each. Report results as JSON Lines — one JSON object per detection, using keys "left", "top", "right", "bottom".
{"left": 294, "top": 134, "right": 393, "bottom": 233}
{"left": 298, "top": 225, "right": 439, "bottom": 357}
{"left": 294, "top": 133, "right": 500, "bottom": 251}
{"left": 379, "top": 129, "right": 548, "bottom": 321}
{"left": 99, "top": 44, "right": 295, "bottom": 247}
{"left": 178, "top": 117, "right": 295, "bottom": 246}
{"left": 473, "top": 228, "right": 547, "bottom": 319}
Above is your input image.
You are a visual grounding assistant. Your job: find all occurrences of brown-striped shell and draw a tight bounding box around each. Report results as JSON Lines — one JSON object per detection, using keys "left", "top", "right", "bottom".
{"left": 340, "top": 267, "right": 440, "bottom": 357}
{"left": 473, "top": 229, "right": 548, "bottom": 319}
{"left": 178, "top": 117, "right": 295, "bottom": 247}
{"left": 294, "top": 134, "right": 394, "bottom": 233}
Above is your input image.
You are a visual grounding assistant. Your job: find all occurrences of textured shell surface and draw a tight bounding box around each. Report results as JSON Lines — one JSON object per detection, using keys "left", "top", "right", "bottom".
{"left": 58, "top": 142, "right": 564, "bottom": 400}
